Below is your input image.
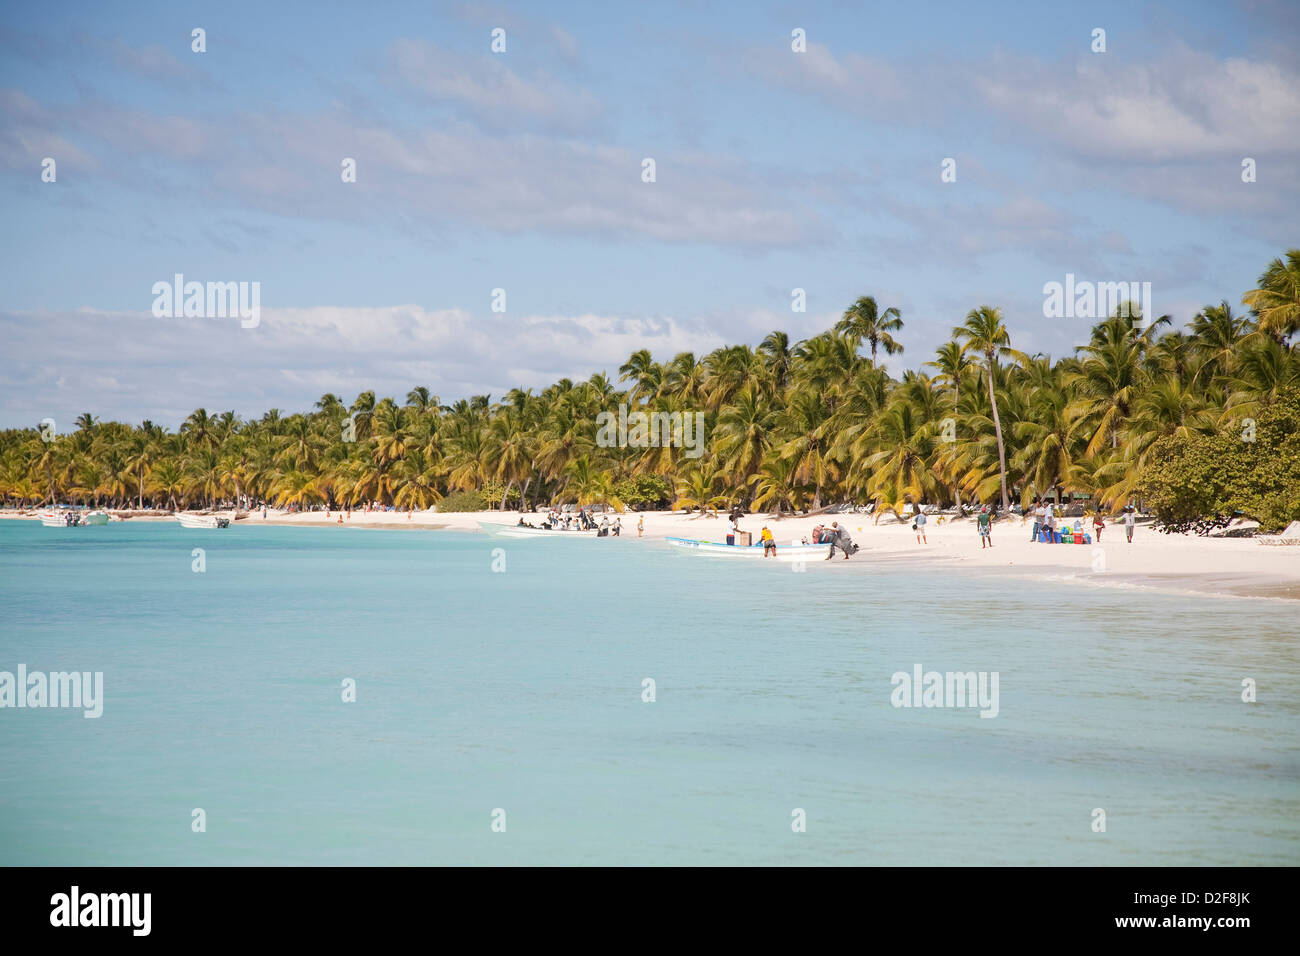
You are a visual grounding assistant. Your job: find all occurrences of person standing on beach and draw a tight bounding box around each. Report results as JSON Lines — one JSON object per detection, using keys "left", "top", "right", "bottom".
{"left": 637, "top": 516, "right": 644, "bottom": 538}
{"left": 1092, "top": 510, "right": 1105, "bottom": 542}
{"left": 977, "top": 506, "right": 992, "bottom": 548}
{"left": 1124, "top": 506, "right": 1136, "bottom": 544}
{"left": 1029, "top": 497, "right": 1041, "bottom": 541}
{"left": 824, "top": 522, "right": 853, "bottom": 560}
{"left": 913, "top": 507, "right": 927, "bottom": 544}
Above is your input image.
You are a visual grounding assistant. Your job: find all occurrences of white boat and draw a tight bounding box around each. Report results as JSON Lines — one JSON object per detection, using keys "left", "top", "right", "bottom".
{"left": 176, "top": 513, "right": 230, "bottom": 529}
{"left": 666, "top": 536, "right": 834, "bottom": 562}
{"left": 82, "top": 510, "right": 111, "bottom": 525}
{"left": 479, "top": 521, "right": 598, "bottom": 538}
{"left": 39, "top": 511, "right": 81, "bottom": 527}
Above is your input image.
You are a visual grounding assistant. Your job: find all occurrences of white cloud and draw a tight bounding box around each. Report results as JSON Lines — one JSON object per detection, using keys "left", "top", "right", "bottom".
{"left": 386, "top": 39, "right": 601, "bottom": 132}
{"left": 0, "top": 305, "right": 728, "bottom": 427}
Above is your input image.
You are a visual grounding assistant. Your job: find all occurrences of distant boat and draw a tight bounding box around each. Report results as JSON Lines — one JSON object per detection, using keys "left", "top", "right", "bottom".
{"left": 666, "top": 536, "right": 831, "bottom": 561}
{"left": 176, "top": 514, "right": 230, "bottom": 529}
{"left": 39, "top": 511, "right": 81, "bottom": 527}
{"left": 477, "top": 521, "right": 602, "bottom": 538}
{"left": 82, "top": 510, "right": 111, "bottom": 525}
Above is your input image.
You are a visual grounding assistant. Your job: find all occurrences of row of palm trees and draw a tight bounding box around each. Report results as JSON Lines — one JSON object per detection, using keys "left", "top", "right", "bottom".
{"left": 2, "top": 251, "right": 1297, "bottom": 519}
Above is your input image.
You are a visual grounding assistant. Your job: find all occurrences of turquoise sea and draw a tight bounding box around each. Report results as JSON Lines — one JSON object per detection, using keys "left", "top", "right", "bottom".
{"left": 0, "top": 519, "right": 1296, "bottom": 865}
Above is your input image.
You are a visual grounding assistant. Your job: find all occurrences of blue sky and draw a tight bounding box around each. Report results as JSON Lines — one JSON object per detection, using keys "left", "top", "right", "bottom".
{"left": 2, "top": 0, "right": 1297, "bottom": 427}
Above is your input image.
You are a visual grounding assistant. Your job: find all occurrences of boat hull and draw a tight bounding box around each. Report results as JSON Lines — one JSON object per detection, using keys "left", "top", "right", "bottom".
{"left": 480, "top": 522, "right": 598, "bottom": 538}
{"left": 666, "top": 536, "right": 833, "bottom": 561}
{"left": 40, "top": 513, "right": 80, "bottom": 527}
{"left": 176, "top": 514, "right": 230, "bottom": 529}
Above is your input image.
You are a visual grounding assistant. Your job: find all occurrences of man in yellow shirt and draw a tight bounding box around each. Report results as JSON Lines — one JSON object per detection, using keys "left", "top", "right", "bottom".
{"left": 760, "top": 526, "right": 776, "bottom": 557}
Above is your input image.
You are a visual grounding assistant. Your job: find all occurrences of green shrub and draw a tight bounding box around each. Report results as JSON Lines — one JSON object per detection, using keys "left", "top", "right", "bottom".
{"left": 1138, "top": 388, "right": 1300, "bottom": 533}
{"left": 437, "top": 489, "right": 488, "bottom": 512}
{"left": 612, "top": 474, "right": 673, "bottom": 509}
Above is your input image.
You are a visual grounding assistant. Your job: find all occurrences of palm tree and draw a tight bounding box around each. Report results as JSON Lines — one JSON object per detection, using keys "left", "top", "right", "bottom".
{"left": 1242, "top": 249, "right": 1300, "bottom": 341}
{"left": 953, "top": 306, "right": 1024, "bottom": 511}
{"left": 1189, "top": 301, "right": 1251, "bottom": 384}
{"left": 836, "top": 295, "right": 904, "bottom": 367}
{"left": 758, "top": 331, "right": 795, "bottom": 394}
{"left": 925, "top": 340, "right": 975, "bottom": 409}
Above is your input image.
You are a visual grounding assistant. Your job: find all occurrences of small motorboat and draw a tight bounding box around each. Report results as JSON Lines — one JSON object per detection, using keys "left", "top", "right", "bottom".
{"left": 479, "top": 521, "right": 597, "bottom": 538}
{"left": 176, "top": 513, "right": 230, "bottom": 529}
{"left": 666, "top": 536, "right": 833, "bottom": 562}
{"left": 82, "top": 510, "right": 111, "bottom": 525}
{"left": 40, "top": 511, "right": 82, "bottom": 527}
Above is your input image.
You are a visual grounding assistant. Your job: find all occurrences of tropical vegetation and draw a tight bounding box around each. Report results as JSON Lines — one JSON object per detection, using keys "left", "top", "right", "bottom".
{"left": 2, "top": 251, "right": 1297, "bottom": 531}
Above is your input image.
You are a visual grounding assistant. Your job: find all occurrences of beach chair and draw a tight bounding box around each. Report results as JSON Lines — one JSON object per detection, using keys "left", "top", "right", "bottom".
{"left": 1257, "top": 520, "right": 1300, "bottom": 547}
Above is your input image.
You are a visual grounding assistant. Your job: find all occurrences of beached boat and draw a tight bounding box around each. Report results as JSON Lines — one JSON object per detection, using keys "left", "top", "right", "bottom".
{"left": 479, "top": 521, "right": 598, "bottom": 538}
{"left": 666, "top": 536, "right": 833, "bottom": 561}
{"left": 39, "top": 511, "right": 81, "bottom": 527}
{"left": 176, "top": 514, "right": 230, "bottom": 529}
{"left": 1258, "top": 520, "right": 1300, "bottom": 546}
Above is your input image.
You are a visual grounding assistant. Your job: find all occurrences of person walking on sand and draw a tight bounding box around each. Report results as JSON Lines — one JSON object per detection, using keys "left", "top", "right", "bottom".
{"left": 978, "top": 505, "right": 992, "bottom": 548}
{"left": 637, "top": 516, "right": 644, "bottom": 538}
{"left": 1124, "top": 506, "right": 1136, "bottom": 544}
{"left": 913, "top": 506, "right": 927, "bottom": 544}
{"left": 761, "top": 525, "right": 776, "bottom": 557}
{"left": 1092, "top": 510, "right": 1105, "bottom": 542}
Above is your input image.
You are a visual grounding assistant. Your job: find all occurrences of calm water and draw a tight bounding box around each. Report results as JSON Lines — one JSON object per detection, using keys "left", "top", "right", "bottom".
{"left": 0, "top": 520, "right": 1296, "bottom": 865}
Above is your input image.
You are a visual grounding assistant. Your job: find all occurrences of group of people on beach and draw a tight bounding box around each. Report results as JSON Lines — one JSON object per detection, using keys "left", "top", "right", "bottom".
{"left": 516, "top": 508, "right": 626, "bottom": 536}
{"left": 1029, "top": 499, "right": 1138, "bottom": 544}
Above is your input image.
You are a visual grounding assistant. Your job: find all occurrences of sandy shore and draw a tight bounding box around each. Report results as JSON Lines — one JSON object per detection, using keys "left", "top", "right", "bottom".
{"left": 184, "top": 506, "right": 1300, "bottom": 600}
{"left": 6, "top": 506, "right": 1298, "bottom": 600}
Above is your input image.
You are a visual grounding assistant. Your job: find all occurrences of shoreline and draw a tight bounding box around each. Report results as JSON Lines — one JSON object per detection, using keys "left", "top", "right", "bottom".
{"left": 6, "top": 507, "right": 1298, "bottom": 602}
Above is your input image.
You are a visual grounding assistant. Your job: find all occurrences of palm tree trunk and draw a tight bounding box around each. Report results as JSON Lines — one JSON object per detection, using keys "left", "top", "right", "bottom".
{"left": 987, "top": 358, "right": 1010, "bottom": 511}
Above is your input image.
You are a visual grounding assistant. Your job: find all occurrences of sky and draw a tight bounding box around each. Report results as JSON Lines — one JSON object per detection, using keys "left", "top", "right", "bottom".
{"left": 1, "top": 0, "right": 1297, "bottom": 429}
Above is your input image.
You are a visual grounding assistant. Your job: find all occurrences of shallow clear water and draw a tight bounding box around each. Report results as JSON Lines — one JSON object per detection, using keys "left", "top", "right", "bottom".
{"left": 0, "top": 520, "right": 1296, "bottom": 865}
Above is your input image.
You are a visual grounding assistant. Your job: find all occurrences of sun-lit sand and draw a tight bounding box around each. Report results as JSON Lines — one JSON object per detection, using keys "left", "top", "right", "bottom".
{"left": 196, "top": 506, "right": 1300, "bottom": 600}
{"left": 6, "top": 505, "right": 1296, "bottom": 599}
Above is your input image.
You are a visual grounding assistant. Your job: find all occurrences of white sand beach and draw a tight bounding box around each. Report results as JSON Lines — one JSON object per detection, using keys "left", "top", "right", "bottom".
{"left": 7, "top": 505, "right": 1296, "bottom": 598}
{"left": 212, "top": 507, "right": 1300, "bottom": 601}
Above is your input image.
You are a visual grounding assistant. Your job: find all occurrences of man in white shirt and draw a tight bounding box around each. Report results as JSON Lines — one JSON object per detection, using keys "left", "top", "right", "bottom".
{"left": 1124, "top": 506, "right": 1136, "bottom": 543}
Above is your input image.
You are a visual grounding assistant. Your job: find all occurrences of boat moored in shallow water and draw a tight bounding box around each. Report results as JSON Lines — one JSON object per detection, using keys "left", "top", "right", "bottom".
{"left": 39, "top": 511, "right": 81, "bottom": 527}
{"left": 666, "top": 536, "right": 832, "bottom": 561}
{"left": 478, "top": 521, "right": 597, "bottom": 538}
{"left": 82, "top": 510, "right": 111, "bottom": 525}
{"left": 176, "top": 513, "right": 230, "bottom": 529}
